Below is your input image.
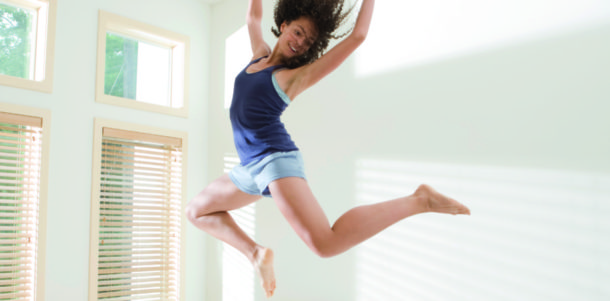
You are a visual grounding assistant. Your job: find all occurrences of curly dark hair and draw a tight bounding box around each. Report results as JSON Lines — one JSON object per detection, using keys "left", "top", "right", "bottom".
{"left": 271, "top": 0, "right": 355, "bottom": 69}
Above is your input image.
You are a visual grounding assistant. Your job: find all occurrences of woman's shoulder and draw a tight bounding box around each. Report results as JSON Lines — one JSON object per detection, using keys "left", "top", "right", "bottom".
{"left": 249, "top": 56, "right": 268, "bottom": 64}
{"left": 251, "top": 45, "right": 272, "bottom": 62}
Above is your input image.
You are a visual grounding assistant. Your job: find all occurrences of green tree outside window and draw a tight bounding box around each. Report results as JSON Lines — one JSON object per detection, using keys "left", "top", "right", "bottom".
{"left": 105, "top": 33, "right": 138, "bottom": 99}
{"left": 0, "top": 4, "right": 35, "bottom": 79}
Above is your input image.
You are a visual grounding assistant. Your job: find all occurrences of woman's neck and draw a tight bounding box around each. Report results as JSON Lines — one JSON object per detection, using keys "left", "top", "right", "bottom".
{"left": 265, "top": 45, "right": 287, "bottom": 66}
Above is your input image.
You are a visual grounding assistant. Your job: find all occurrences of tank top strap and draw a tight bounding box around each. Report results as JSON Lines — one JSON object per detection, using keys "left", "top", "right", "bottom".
{"left": 248, "top": 56, "right": 267, "bottom": 66}
{"left": 246, "top": 56, "right": 284, "bottom": 73}
{"left": 269, "top": 65, "right": 285, "bottom": 73}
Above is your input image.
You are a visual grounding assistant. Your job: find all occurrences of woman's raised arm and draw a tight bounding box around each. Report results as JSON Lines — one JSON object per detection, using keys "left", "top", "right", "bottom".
{"left": 247, "top": 0, "right": 271, "bottom": 59}
{"left": 289, "top": 0, "right": 375, "bottom": 97}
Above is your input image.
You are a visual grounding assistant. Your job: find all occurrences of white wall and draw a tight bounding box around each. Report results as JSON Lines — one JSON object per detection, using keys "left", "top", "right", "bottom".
{"left": 209, "top": 0, "right": 610, "bottom": 300}
{"left": 0, "top": 0, "right": 210, "bottom": 300}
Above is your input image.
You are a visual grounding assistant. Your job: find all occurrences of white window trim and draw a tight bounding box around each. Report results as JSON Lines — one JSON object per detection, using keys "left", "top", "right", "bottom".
{"left": 0, "top": 0, "right": 57, "bottom": 93}
{"left": 0, "top": 101, "right": 51, "bottom": 301}
{"left": 88, "top": 118, "right": 188, "bottom": 301}
{"left": 95, "top": 11, "right": 191, "bottom": 118}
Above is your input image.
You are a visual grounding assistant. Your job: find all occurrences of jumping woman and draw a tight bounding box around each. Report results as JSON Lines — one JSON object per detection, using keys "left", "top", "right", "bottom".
{"left": 186, "top": 0, "right": 471, "bottom": 297}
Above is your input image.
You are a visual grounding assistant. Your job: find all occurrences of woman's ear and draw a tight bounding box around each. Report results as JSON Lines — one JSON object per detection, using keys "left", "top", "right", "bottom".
{"left": 279, "top": 20, "right": 290, "bottom": 35}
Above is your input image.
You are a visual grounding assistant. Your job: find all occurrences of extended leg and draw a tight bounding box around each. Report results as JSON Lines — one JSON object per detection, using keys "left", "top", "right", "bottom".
{"left": 268, "top": 177, "right": 470, "bottom": 258}
{"left": 185, "top": 174, "right": 276, "bottom": 297}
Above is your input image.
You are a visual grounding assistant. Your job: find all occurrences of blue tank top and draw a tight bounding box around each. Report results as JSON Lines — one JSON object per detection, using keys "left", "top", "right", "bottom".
{"left": 230, "top": 57, "right": 298, "bottom": 165}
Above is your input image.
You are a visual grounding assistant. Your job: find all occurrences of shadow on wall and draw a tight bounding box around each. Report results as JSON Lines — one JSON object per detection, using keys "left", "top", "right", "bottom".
{"left": 353, "top": 158, "right": 609, "bottom": 301}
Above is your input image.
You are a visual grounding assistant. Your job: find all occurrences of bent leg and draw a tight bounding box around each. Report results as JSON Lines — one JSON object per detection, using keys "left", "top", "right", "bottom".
{"left": 185, "top": 174, "right": 276, "bottom": 297}
{"left": 185, "top": 174, "right": 261, "bottom": 257}
{"left": 268, "top": 177, "right": 470, "bottom": 258}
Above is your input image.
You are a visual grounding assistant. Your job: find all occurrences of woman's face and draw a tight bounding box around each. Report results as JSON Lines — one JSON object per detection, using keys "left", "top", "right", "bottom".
{"left": 279, "top": 16, "right": 318, "bottom": 58}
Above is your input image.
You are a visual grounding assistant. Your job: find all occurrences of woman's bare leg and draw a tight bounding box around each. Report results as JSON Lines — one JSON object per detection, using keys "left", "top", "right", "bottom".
{"left": 268, "top": 177, "right": 470, "bottom": 258}
{"left": 185, "top": 174, "right": 276, "bottom": 297}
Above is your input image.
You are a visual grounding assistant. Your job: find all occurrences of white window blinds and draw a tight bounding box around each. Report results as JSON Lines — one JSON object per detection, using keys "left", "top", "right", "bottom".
{"left": 0, "top": 111, "right": 43, "bottom": 300}
{"left": 94, "top": 127, "right": 183, "bottom": 300}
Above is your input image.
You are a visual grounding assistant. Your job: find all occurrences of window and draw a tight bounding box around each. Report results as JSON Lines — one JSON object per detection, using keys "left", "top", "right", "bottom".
{"left": 96, "top": 11, "right": 190, "bottom": 117}
{"left": 0, "top": 103, "right": 50, "bottom": 300}
{"left": 89, "top": 119, "right": 187, "bottom": 300}
{"left": 0, "top": 0, "right": 56, "bottom": 92}
{"left": 224, "top": 25, "right": 251, "bottom": 109}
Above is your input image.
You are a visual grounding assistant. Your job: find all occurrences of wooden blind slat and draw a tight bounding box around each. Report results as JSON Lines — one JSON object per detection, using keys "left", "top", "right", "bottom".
{"left": 0, "top": 112, "right": 42, "bottom": 128}
{"left": 99, "top": 199, "right": 176, "bottom": 207}
{"left": 0, "top": 232, "right": 34, "bottom": 239}
{"left": 0, "top": 291, "right": 32, "bottom": 299}
{"left": 98, "top": 261, "right": 173, "bottom": 269}
{"left": 98, "top": 266, "right": 172, "bottom": 275}
{"left": 102, "top": 145, "right": 178, "bottom": 159}
{"left": 97, "top": 287, "right": 165, "bottom": 299}
{"left": 98, "top": 282, "right": 165, "bottom": 295}
{"left": 100, "top": 221, "right": 178, "bottom": 226}
{"left": 99, "top": 255, "right": 173, "bottom": 263}
{"left": 100, "top": 187, "right": 179, "bottom": 196}
{"left": 100, "top": 194, "right": 177, "bottom": 201}
{"left": 92, "top": 294, "right": 166, "bottom": 301}
{"left": 0, "top": 131, "right": 39, "bottom": 141}
{"left": 0, "top": 284, "right": 32, "bottom": 293}
{"left": 0, "top": 271, "right": 31, "bottom": 281}
{"left": 0, "top": 265, "right": 33, "bottom": 273}
{"left": 100, "top": 203, "right": 175, "bottom": 211}
{"left": 98, "top": 250, "right": 165, "bottom": 257}
{"left": 0, "top": 125, "right": 38, "bottom": 134}
{"left": 0, "top": 246, "right": 32, "bottom": 252}
{"left": 103, "top": 128, "right": 182, "bottom": 148}
{"left": 98, "top": 270, "right": 165, "bottom": 280}
{"left": 0, "top": 279, "right": 32, "bottom": 286}
{"left": 99, "top": 276, "right": 162, "bottom": 287}
{"left": 0, "top": 252, "right": 32, "bottom": 260}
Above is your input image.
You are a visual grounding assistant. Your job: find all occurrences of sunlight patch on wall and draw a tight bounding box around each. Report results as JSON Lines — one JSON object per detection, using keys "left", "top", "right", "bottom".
{"left": 354, "top": 159, "right": 609, "bottom": 300}
{"left": 224, "top": 26, "right": 252, "bottom": 109}
{"left": 222, "top": 153, "right": 256, "bottom": 301}
{"left": 355, "top": 0, "right": 610, "bottom": 77}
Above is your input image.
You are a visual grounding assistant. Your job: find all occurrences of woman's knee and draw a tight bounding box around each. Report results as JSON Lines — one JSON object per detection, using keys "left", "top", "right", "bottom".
{"left": 185, "top": 192, "right": 214, "bottom": 223}
{"left": 184, "top": 202, "right": 202, "bottom": 224}
{"left": 302, "top": 232, "right": 336, "bottom": 258}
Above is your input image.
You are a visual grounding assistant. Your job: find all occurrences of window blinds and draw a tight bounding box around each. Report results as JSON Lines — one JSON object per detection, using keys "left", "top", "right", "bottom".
{"left": 0, "top": 112, "right": 43, "bottom": 300}
{"left": 95, "top": 127, "right": 182, "bottom": 300}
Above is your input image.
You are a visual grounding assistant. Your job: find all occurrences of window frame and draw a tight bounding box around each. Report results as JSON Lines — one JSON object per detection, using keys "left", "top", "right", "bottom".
{"left": 88, "top": 118, "right": 188, "bottom": 301}
{"left": 0, "top": 0, "right": 57, "bottom": 93}
{"left": 95, "top": 10, "right": 191, "bottom": 118}
{"left": 0, "top": 102, "right": 50, "bottom": 301}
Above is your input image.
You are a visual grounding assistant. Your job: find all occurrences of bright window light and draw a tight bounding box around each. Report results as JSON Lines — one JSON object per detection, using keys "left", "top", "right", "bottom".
{"left": 224, "top": 26, "right": 252, "bottom": 109}
{"left": 355, "top": 0, "right": 610, "bottom": 77}
{"left": 222, "top": 153, "right": 256, "bottom": 301}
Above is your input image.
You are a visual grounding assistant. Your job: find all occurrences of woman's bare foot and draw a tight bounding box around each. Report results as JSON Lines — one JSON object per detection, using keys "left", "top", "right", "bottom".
{"left": 415, "top": 184, "right": 470, "bottom": 215}
{"left": 252, "top": 247, "right": 276, "bottom": 298}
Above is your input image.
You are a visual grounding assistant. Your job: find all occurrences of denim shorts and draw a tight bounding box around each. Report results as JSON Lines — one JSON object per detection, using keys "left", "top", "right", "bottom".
{"left": 229, "top": 151, "right": 306, "bottom": 197}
